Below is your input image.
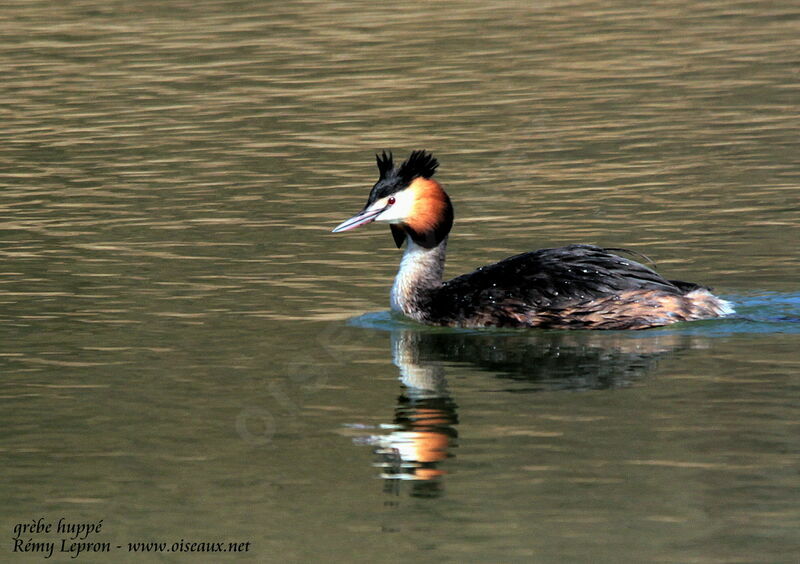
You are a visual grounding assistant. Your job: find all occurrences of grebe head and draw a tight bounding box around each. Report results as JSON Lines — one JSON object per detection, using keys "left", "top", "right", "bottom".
{"left": 332, "top": 150, "right": 454, "bottom": 248}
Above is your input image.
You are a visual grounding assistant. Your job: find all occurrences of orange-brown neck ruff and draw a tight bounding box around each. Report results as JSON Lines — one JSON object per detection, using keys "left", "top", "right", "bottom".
{"left": 402, "top": 178, "right": 454, "bottom": 249}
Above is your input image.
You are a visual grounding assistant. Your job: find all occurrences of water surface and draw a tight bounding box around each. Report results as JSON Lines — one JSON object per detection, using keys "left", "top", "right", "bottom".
{"left": 1, "top": 1, "right": 799, "bottom": 562}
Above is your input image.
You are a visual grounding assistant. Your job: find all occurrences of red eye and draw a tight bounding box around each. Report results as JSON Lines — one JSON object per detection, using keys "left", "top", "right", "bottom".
{"left": 388, "top": 197, "right": 395, "bottom": 205}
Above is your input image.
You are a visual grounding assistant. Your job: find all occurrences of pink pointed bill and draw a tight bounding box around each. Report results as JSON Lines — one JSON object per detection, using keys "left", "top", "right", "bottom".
{"left": 331, "top": 208, "right": 383, "bottom": 233}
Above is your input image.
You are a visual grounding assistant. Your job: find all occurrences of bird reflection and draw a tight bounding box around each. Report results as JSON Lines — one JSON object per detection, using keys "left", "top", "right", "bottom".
{"left": 362, "top": 331, "right": 459, "bottom": 498}
{"left": 354, "top": 324, "right": 702, "bottom": 497}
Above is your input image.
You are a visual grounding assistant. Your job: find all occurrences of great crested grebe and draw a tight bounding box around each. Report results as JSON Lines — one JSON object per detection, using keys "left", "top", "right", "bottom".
{"left": 332, "top": 151, "right": 733, "bottom": 330}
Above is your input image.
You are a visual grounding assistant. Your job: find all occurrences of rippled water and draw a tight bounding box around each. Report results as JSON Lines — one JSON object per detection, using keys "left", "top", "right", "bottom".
{"left": 2, "top": 1, "right": 799, "bottom": 562}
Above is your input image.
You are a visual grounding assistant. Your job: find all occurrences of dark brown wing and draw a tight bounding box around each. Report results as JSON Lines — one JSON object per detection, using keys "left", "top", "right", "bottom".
{"left": 428, "top": 245, "right": 696, "bottom": 324}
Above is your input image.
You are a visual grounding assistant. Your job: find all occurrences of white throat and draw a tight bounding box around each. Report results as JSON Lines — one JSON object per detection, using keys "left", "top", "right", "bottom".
{"left": 391, "top": 330, "right": 449, "bottom": 395}
{"left": 390, "top": 236, "right": 447, "bottom": 320}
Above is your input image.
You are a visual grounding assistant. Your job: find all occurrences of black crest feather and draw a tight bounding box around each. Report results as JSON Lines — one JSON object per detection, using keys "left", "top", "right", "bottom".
{"left": 376, "top": 150, "right": 394, "bottom": 179}
{"left": 398, "top": 150, "right": 439, "bottom": 182}
{"left": 367, "top": 149, "right": 441, "bottom": 210}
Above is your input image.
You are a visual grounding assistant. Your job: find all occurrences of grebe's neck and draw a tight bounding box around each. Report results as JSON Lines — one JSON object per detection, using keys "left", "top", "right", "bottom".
{"left": 390, "top": 236, "right": 447, "bottom": 321}
{"left": 391, "top": 330, "right": 449, "bottom": 395}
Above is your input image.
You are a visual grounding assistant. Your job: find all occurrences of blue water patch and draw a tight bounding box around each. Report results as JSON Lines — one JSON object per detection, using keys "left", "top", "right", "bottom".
{"left": 347, "top": 293, "right": 800, "bottom": 336}
{"left": 341, "top": 293, "right": 799, "bottom": 393}
{"left": 654, "top": 292, "right": 800, "bottom": 336}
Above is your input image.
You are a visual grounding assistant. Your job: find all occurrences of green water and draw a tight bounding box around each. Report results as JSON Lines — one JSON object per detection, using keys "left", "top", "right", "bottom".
{"left": 2, "top": 1, "right": 799, "bottom": 562}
